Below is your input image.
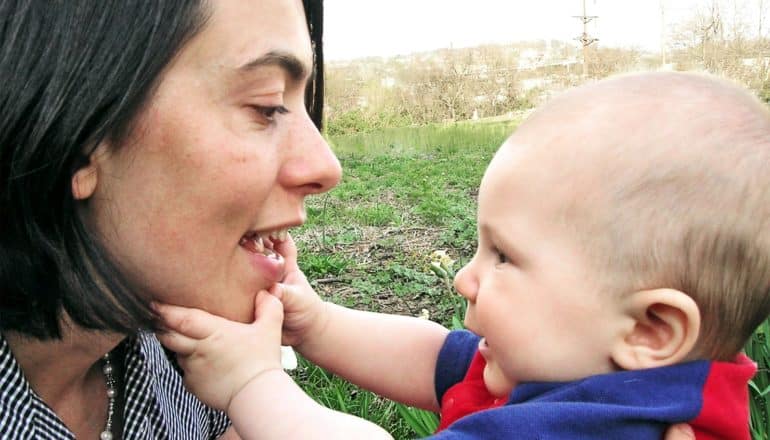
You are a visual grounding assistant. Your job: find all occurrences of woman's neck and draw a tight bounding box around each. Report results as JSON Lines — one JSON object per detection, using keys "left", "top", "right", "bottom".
{"left": 4, "top": 322, "right": 123, "bottom": 408}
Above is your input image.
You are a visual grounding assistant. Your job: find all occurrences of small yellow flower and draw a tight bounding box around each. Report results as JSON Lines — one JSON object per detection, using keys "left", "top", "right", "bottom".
{"left": 430, "top": 250, "right": 455, "bottom": 273}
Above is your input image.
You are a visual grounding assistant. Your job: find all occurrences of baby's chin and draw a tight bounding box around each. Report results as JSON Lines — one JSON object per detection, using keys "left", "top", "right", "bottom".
{"left": 482, "top": 364, "right": 516, "bottom": 398}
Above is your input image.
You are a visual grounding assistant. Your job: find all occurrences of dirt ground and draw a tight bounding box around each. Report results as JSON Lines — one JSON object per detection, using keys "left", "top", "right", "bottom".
{"left": 296, "top": 224, "right": 458, "bottom": 320}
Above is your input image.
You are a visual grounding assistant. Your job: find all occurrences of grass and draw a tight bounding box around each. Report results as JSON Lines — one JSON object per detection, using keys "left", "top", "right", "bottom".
{"left": 290, "top": 120, "right": 770, "bottom": 439}
{"left": 747, "top": 321, "right": 770, "bottom": 439}
{"left": 293, "top": 121, "right": 500, "bottom": 322}
{"left": 328, "top": 118, "right": 520, "bottom": 156}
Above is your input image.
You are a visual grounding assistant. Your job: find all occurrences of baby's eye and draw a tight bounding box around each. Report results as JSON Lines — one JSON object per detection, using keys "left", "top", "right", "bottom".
{"left": 494, "top": 248, "right": 509, "bottom": 265}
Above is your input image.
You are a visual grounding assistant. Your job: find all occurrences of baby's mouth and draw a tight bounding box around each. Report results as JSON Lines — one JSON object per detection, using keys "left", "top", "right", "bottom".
{"left": 239, "top": 228, "right": 288, "bottom": 258}
{"left": 478, "top": 337, "right": 491, "bottom": 358}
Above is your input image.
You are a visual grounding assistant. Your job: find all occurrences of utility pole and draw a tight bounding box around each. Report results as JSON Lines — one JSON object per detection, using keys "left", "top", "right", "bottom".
{"left": 574, "top": 0, "right": 598, "bottom": 77}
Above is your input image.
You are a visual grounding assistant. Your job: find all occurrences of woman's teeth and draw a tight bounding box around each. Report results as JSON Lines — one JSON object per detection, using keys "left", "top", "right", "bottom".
{"left": 241, "top": 235, "right": 266, "bottom": 254}
{"left": 239, "top": 228, "right": 289, "bottom": 256}
{"left": 268, "top": 228, "right": 288, "bottom": 242}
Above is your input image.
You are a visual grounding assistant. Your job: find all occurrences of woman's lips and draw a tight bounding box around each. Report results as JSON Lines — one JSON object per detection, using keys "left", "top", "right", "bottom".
{"left": 243, "top": 248, "right": 285, "bottom": 284}
{"left": 239, "top": 229, "right": 288, "bottom": 284}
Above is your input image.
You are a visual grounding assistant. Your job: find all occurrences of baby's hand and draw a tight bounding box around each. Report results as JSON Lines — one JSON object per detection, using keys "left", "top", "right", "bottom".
{"left": 273, "top": 234, "right": 330, "bottom": 351}
{"left": 156, "top": 291, "right": 284, "bottom": 411}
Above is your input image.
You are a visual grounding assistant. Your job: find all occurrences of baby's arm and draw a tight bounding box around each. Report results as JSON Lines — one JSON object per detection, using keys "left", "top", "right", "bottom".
{"left": 276, "top": 236, "right": 449, "bottom": 411}
{"left": 157, "top": 292, "right": 393, "bottom": 439}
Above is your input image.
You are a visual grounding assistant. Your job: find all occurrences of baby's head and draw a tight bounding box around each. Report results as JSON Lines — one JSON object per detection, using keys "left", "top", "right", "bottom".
{"left": 454, "top": 72, "right": 770, "bottom": 397}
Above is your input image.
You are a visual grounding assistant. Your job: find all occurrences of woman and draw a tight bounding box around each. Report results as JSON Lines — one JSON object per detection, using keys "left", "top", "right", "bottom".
{"left": 0, "top": 1, "right": 339, "bottom": 438}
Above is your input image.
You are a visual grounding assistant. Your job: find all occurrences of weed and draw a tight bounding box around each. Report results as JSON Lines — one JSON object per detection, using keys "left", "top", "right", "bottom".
{"left": 349, "top": 204, "right": 400, "bottom": 227}
{"left": 299, "top": 253, "right": 352, "bottom": 278}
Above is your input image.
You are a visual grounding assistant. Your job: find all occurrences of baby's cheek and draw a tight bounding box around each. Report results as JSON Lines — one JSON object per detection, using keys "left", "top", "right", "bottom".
{"left": 463, "top": 306, "right": 479, "bottom": 332}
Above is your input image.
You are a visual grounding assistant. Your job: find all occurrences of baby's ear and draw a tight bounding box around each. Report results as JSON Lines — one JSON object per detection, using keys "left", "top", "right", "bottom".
{"left": 611, "top": 288, "right": 700, "bottom": 370}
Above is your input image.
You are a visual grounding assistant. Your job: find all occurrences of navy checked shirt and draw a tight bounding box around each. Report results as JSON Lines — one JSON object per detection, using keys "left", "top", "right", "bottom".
{"left": 0, "top": 332, "right": 230, "bottom": 439}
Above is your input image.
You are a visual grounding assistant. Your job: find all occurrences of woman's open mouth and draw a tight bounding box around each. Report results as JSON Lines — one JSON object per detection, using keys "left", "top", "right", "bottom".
{"left": 239, "top": 228, "right": 288, "bottom": 257}
{"left": 239, "top": 228, "right": 289, "bottom": 283}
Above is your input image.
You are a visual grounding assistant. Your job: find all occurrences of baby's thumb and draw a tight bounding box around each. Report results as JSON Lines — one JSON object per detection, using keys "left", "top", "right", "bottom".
{"left": 270, "top": 282, "right": 295, "bottom": 305}
{"left": 274, "top": 233, "right": 298, "bottom": 272}
{"left": 254, "top": 290, "right": 284, "bottom": 326}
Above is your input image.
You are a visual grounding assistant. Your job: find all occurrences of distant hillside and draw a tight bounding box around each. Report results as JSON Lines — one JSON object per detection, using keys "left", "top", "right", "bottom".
{"left": 325, "top": 37, "right": 770, "bottom": 134}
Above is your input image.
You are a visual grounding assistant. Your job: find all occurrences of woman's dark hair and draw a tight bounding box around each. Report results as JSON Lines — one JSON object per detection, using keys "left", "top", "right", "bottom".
{"left": 0, "top": 0, "right": 326, "bottom": 339}
{"left": 303, "top": 0, "right": 324, "bottom": 129}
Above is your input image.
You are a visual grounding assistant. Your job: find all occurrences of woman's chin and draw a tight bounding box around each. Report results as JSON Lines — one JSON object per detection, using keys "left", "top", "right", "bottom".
{"left": 207, "top": 295, "right": 258, "bottom": 323}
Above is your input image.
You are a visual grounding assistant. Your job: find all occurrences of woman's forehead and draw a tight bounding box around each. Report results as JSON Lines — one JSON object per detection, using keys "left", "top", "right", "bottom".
{"left": 175, "top": 0, "right": 313, "bottom": 80}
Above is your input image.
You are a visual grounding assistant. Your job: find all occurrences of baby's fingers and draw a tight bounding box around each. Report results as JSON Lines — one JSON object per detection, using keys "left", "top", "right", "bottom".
{"left": 154, "top": 302, "right": 223, "bottom": 339}
{"left": 156, "top": 330, "right": 199, "bottom": 356}
{"left": 255, "top": 290, "right": 284, "bottom": 326}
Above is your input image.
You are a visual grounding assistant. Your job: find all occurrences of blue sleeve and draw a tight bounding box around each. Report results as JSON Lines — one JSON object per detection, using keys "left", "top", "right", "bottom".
{"left": 434, "top": 330, "right": 481, "bottom": 404}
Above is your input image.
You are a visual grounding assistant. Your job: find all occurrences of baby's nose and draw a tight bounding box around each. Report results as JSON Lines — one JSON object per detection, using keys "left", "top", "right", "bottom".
{"left": 454, "top": 264, "right": 478, "bottom": 303}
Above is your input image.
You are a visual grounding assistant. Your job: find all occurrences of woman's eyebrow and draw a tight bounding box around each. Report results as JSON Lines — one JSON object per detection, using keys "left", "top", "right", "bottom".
{"left": 237, "top": 51, "right": 308, "bottom": 82}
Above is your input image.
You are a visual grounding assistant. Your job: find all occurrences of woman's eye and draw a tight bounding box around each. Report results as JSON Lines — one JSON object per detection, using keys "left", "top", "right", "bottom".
{"left": 251, "top": 105, "right": 289, "bottom": 125}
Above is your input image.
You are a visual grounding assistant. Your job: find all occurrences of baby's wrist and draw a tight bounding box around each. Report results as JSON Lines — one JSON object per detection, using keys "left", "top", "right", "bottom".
{"left": 227, "top": 367, "right": 288, "bottom": 414}
{"left": 295, "top": 300, "right": 333, "bottom": 357}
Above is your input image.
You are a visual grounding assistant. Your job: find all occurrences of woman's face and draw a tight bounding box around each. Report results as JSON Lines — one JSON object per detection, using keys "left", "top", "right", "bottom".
{"left": 84, "top": 0, "right": 341, "bottom": 322}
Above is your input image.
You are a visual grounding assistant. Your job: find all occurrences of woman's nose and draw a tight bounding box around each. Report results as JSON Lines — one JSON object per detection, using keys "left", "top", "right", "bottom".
{"left": 281, "top": 112, "right": 342, "bottom": 195}
{"left": 454, "top": 263, "right": 478, "bottom": 303}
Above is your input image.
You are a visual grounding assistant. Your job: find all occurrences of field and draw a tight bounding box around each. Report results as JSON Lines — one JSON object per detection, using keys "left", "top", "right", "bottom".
{"left": 290, "top": 121, "right": 770, "bottom": 439}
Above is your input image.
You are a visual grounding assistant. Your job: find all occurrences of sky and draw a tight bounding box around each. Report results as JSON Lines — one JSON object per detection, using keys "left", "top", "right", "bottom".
{"left": 324, "top": 0, "right": 754, "bottom": 61}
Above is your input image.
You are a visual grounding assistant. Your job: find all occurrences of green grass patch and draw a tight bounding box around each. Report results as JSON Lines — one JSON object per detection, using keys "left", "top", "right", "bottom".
{"left": 328, "top": 119, "right": 520, "bottom": 156}
{"left": 747, "top": 321, "right": 770, "bottom": 439}
{"left": 289, "top": 356, "right": 415, "bottom": 440}
{"left": 348, "top": 204, "right": 401, "bottom": 227}
{"left": 298, "top": 253, "right": 352, "bottom": 278}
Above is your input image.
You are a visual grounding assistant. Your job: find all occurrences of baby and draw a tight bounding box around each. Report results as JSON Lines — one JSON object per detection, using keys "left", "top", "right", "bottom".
{"left": 158, "top": 72, "right": 769, "bottom": 439}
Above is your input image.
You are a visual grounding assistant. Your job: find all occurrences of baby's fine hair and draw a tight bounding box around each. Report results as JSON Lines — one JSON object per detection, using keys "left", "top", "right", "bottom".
{"left": 537, "top": 72, "right": 770, "bottom": 360}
